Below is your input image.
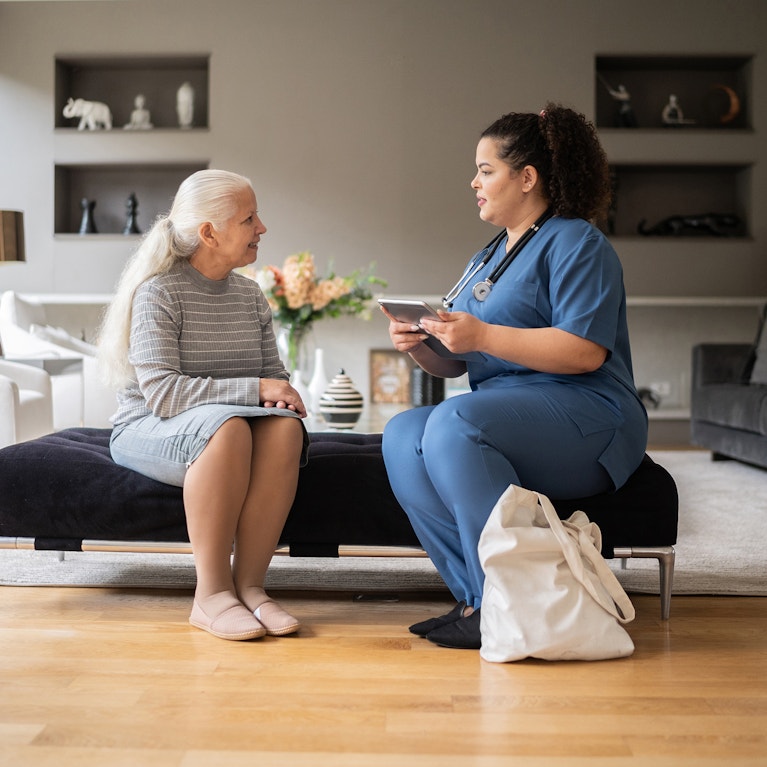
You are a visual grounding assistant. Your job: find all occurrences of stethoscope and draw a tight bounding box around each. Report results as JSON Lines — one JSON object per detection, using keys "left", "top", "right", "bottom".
{"left": 442, "top": 208, "right": 553, "bottom": 309}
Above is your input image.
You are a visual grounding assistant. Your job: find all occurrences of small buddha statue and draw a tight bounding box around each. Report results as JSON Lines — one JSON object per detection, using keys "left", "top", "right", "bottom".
{"left": 124, "top": 94, "right": 153, "bottom": 130}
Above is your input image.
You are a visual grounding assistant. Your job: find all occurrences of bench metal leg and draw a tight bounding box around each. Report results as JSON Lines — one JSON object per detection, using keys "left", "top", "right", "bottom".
{"left": 614, "top": 545, "right": 675, "bottom": 620}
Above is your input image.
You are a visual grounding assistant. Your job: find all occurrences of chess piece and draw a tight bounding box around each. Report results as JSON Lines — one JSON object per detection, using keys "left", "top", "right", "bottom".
{"left": 123, "top": 193, "right": 141, "bottom": 235}
{"left": 79, "top": 198, "right": 98, "bottom": 234}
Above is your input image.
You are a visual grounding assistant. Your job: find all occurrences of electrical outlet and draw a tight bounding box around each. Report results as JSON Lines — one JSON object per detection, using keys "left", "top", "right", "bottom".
{"left": 649, "top": 381, "right": 672, "bottom": 398}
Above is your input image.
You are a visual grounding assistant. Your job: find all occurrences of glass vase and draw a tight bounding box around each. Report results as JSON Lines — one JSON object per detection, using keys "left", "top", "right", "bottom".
{"left": 277, "top": 323, "right": 314, "bottom": 382}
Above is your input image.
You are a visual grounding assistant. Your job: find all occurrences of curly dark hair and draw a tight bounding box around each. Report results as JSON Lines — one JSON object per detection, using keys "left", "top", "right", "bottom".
{"left": 480, "top": 102, "right": 611, "bottom": 224}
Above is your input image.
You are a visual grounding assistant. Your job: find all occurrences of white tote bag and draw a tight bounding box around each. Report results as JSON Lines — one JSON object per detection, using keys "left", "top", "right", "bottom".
{"left": 478, "top": 484, "right": 635, "bottom": 662}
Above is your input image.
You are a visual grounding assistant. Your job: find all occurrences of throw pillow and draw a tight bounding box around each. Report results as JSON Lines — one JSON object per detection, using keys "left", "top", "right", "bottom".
{"left": 30, "top": 324, "right": 97, "bottom": 356}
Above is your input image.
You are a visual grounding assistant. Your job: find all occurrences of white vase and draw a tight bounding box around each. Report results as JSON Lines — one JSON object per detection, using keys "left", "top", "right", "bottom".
{"left": 176, "top": 82, "right": 195, "bottom": 128}
{"left": 308, "top": 348, "right": 329, "bottom": 414}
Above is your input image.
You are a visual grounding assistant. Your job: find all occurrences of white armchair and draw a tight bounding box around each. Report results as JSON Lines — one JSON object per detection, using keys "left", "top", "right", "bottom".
{"left": 0, "top": 290, "right": 116, "bottom": 428}
{"left": 0, "top": 359, "right": 54, "bottom": 449}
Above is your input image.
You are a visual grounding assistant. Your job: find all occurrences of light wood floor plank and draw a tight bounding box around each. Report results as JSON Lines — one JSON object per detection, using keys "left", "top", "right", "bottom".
{"left": 0, "top": 586, "right": 765, "bottom": 766}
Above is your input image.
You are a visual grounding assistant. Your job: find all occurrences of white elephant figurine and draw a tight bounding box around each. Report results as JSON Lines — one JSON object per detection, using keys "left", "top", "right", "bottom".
{"left": 63, "top": 97, "right": 113, "bottom": 131}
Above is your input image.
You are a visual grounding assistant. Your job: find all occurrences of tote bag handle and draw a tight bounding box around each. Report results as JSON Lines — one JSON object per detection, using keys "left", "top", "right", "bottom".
{"left": 536, "top": 492, "right": 635, "bottom": 624}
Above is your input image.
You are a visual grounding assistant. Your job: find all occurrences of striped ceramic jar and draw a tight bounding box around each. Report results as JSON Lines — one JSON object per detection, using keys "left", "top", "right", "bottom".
{"left": 318, "top": 369, "right": 364, "bottom": 429}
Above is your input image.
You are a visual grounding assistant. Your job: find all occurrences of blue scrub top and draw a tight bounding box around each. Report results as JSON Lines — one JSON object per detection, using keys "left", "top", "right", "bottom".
{"left": 450, "top": 216, "right": 647, "bottom": 488}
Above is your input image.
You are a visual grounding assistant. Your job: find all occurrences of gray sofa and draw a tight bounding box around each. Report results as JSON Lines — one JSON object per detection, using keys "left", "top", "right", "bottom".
{"left": 690, "top": 306, "right": 767, "bottom": 468}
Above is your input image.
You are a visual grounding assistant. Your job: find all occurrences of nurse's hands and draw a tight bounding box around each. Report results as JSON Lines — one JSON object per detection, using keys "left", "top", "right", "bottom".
{"left": 380, "top": 306, "right": 430, "bottom": 353}
{"left": 419, "top": 310, "right": 487, "bottom": 356}
{"left": 380, "top": 306, "right": 469, "bottom": 378}
{"left": 260, "top": 378, "right": 307, "bottom": 417}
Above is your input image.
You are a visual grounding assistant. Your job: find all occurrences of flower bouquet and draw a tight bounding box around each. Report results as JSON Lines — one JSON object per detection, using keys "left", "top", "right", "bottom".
{"left": 241, "top": 251, "right": 386, "bottom": 372}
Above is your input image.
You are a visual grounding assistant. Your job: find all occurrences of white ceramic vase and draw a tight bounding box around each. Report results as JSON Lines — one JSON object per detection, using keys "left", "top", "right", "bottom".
{"left": 307, "top": 348, "right": 329, "bottom": 414}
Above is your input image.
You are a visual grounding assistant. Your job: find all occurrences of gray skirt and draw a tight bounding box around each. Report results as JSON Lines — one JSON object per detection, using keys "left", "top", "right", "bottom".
{"left": 110, "top": 404, "right": 309, "bottom": 487}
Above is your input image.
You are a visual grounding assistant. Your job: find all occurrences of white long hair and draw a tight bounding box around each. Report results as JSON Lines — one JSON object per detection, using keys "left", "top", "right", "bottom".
{"left": 98, "top": 169, "right": 253, "bottom": 389}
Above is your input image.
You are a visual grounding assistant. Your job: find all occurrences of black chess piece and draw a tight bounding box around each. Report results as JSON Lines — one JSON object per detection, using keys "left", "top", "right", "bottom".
{"left": 79, "top": 198, "right": 98, "bottom": 235}
{"left": 123, "top": 192, "right": 141, "bottom": 235}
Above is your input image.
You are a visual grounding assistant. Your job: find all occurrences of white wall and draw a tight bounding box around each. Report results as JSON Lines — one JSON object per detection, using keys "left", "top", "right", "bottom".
{"left": 1, "top": 0, "right": 766, "bottom": 435}
{"left": 1, "top": 0, "right": 765, "bottom": 296}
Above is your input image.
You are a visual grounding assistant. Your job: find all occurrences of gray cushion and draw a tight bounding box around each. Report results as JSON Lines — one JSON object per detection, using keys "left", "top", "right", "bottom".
{"left": 692, "top": 383, "right": 767, "bottom": 435}
{"left": 748, "top": 306, "right": 767, "bottom": 384}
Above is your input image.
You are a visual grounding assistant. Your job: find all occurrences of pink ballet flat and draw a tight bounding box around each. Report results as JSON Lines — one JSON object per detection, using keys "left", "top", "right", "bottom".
{"left": 254, "top": 600, "right": 301, "bottom": 636}
{"left": 189, "top": 600, "right": 266, "bottom": 641}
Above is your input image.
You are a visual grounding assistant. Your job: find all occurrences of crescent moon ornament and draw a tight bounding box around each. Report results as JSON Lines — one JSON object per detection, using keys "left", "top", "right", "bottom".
{"left": 708, "top": 84, "right": 740, "bottom": 124}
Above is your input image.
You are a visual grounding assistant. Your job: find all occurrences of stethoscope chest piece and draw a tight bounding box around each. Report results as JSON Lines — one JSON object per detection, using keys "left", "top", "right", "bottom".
{"left": 472, "top": 280, "right": 492, "bottom": 302}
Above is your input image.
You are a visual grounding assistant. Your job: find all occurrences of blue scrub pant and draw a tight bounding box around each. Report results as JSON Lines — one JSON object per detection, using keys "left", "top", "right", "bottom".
{"left": 381, "top": 385, "right": 615, "bottom": 609}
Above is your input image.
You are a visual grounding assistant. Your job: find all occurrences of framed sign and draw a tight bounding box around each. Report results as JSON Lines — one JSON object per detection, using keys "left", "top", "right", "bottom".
{"left": 369, "top": 349, "right": 413, "bottom": 404}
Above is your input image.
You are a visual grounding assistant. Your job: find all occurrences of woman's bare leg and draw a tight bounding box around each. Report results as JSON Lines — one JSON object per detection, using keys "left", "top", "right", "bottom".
{"left": 183, "top": 417, "right": 253, "bottom": 614}
{"left": 183, "top": 415, "right": 303, "bottom": 636}
{"left": 233, "top": 416, "right": 304, "bottom": 616}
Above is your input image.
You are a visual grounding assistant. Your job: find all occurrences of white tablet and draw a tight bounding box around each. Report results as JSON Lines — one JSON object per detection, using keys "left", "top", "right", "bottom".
{"left": 377, "top": 298, "right": 442, "bottom": 325}
{"left": 377, "top": 298, "right": 485, "bottom": 363}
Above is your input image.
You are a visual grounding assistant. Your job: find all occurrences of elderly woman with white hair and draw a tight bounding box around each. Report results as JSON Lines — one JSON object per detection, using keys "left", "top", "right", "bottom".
{"left": 99, "top": 169, "right": 308, "bottom": 641}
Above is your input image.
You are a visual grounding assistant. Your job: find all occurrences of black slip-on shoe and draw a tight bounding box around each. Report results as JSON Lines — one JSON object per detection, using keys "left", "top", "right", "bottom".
{"left": 426, "top": 609, "right": 481, "bottom": 649}
{"left": 409, "top": 600, "right": 467, "bottom": 637}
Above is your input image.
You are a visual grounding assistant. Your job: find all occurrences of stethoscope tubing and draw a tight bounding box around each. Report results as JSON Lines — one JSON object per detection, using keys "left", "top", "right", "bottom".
{"left": 442, "top": 230, "right": 505, "bottom": 309}
{"left": 442, "top": 209, "right": 553, "bottom": 309}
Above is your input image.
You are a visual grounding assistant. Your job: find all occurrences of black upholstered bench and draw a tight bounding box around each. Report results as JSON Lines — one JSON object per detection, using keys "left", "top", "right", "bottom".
{"left": 0, "top": 427, "right": 678, "bottom": 617}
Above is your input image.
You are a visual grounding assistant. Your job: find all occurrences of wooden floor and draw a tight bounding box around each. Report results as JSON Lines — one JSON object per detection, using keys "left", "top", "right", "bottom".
{"left": 1, "top": 586, "right": 766, "bottom": 766}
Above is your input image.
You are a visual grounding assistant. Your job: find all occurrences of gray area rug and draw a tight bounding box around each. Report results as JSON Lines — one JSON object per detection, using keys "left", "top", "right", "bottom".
{"left": 610, "top": 449, "right": 766, "bottom": 596}
{"left": 0, "top": 550, "right": 446, "bottom": 592}
{"left": 0, "top": 450, "right": 765, "bottom": 596}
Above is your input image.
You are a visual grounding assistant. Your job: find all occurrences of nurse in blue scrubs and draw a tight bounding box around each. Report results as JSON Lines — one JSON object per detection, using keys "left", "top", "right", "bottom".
{"left": 381, "top": 103, "right": 647, "bottom": 650}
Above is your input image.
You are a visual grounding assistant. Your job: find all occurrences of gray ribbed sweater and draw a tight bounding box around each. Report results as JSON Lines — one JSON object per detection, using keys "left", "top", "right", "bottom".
{"left": 112, "top": 260, "right": 288, "bottom": 425}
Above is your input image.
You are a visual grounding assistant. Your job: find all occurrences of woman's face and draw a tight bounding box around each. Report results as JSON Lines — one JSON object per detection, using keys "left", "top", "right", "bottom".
{"left": 471, "top": 136, "right": 527, "bottom": 228}
{"left": 215, "top": 186, "right": 267, "bottom": 270}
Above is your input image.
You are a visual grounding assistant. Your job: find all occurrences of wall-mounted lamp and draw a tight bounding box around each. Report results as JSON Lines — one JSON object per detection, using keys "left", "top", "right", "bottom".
{"left": 0, "top": 210, "right": 25, "bottom": 263}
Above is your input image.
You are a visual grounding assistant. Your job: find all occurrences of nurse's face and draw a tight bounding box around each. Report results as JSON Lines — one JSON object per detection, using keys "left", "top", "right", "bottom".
{"left": 471, "top": 137, "right": 527, "bottom": 228}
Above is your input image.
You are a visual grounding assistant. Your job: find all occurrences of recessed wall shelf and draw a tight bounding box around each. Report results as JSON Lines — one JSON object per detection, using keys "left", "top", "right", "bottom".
{"left": 55, "top": 55, "right": 210, "bottom": 130}
{"left": 596, "top": 55, "right": 755, "bottom": 242}
{"left": 54, "top": 162, "right": 208, "bottom": 235}
{"left": 608, "top": 162, "right": 751, "bottom": 238}
{"left": 595, "top": 54, "right": 752, "bottom": 130}
{"left": 595, "top": 54, "right": 759, "bottom": 444}
{"left": 52, "top": 54, "right": 211, "bottom": 237}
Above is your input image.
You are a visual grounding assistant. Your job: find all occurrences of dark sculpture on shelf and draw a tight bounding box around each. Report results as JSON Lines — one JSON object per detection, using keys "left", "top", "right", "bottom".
{"left": 598, "top": 74, "right": 638, "bottom": 128}
{"left": 78, "top": 198, "right": 98, "bottom": 234}
{"left": 637, "top": 213, "right": 742, "bottom": 237}
{"left": 123, "top": 192, "right": 141, "bottom": 235}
